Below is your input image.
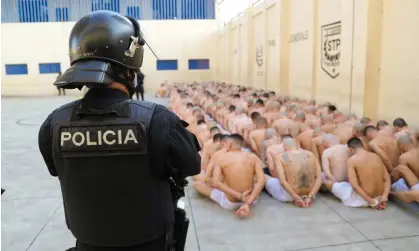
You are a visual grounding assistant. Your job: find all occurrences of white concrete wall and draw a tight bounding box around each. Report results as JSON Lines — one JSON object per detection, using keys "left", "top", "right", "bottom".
{"left": 1, "top": 19, "right": 219, "bottom": 96}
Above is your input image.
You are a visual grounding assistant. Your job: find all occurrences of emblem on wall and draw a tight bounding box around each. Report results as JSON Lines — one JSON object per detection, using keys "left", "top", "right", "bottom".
{"left": 321, "top": 21, "right": 341, "bottom": 78}
{"left": 255, "top": 46, "right": 264, "bottom": 67}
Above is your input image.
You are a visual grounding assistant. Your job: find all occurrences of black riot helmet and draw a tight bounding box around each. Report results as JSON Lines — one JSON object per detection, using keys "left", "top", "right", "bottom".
{"left": 54, "top": 11, "right": 145, "bottom": 96}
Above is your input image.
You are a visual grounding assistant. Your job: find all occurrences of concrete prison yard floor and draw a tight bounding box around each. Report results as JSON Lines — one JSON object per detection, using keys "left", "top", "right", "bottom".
{"left": 2, "top": 95, "right": 419, "bottom": 251}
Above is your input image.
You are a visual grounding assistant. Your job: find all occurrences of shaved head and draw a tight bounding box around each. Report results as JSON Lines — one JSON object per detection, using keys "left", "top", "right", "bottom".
{"left": 313, "top": 127, "right": 323, "bottom": 137}
{"left": 305, "top": 105, "right": 314, "bottom": 114}
{"left": 265, "top": 128, "right": 276, "bottom": 139}
{"left": 295, "top": 111, "right": 306, "bottom": 121}
{"left": 267, "top": 101, "right": 281, "bottom": 110}
{"left": 235, "top": 107, "right": 246, "bottom": 114}
{"left": 321, "top": 114, "right": 334, "bottom": 123}
{"left": 323, "top": 133, "right": 339, "bottom": 145}
{"left": 353, "top": 122, "right": 366, "bottom": 135}
{"left": 397, "top": 133, "right": 414, "bottom": 145}
{"left": 283, "top": 137, "right": 297, "bottom": 150}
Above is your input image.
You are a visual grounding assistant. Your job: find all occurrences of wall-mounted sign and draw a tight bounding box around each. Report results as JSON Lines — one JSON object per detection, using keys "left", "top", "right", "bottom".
{"left": 321, "top": 21, "right": 341, "bottom": 78}
{"left": 290, "top": 31, "right": 308, "bottom": 43}
{"left": 255, "top": 46, "right": 264, "bottom": 67}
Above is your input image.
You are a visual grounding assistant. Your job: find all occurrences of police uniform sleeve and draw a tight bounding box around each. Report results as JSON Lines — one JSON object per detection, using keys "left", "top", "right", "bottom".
{"left": 38, "top": 113, "right": 57, "bottom": 177}
{"left": 167, "top": 112, "right": 201, "bottom": 180}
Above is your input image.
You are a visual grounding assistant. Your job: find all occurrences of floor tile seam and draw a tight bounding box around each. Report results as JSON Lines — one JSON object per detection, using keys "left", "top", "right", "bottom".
{"left": 317, "top": 196, "right": 382, "bottom": 250}
{"left": 370, "top": 234, "right": 419, "bottom": 242}
{"left": 25, "top": 203, "right": 61, "bottom": 251}
{"left": 284, "top": 240, "right": 374, "bottom": 251}
{"left": 285, "top": 235, "right": 419, "bottom": 251}
{"left": 185, "top": 189, "right": 201, "bottom": 251}
{"left": 2, "top": 195, "right": 61, "bottom": 202}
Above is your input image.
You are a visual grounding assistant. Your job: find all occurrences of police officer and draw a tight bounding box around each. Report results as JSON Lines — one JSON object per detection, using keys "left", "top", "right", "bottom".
{"left": 135, "top": 70, "right": 145, "bottom": 101}
{"left": 38, "top": 11, "right": 201, "bottom": 251}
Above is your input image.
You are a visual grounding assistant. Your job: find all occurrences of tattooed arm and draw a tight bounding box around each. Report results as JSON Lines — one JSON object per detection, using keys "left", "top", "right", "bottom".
{"left": 259, "top": 141, "right": 268, "bottom": 163}
{"left": 309, "top": 153, "right": 322, "bottom": 198}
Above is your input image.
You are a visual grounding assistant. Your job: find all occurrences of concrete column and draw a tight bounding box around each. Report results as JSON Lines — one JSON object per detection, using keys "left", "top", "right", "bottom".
{"left": 311, "top": 0, "right": 319, "bottom": 99}
{"left": 245, "top": 7, "right": 255, "bottom": 88}
{"left": 262, "top": 2, "right": 268, "bottom": 89}
{"left": 279, "top": 0, "right": 291, "bottom": 94}
{"left": 226, "top": 22, "right": 233, "bottom": 84}
{"left": 363, "top": 0, "right": 383, "bottom": 120}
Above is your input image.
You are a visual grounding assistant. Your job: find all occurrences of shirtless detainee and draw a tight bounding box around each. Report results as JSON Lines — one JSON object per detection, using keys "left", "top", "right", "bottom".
{"left": 223, "top": 105, "right": 237, "bottom": 129}
{"left": 259, "top": 128, "right": 282, "bottom": 164}
{"left": 248, "top": 99, "right": 265, "bottom": 116}
{"left": 229, "top": 107, "right": 252, "bottom": 134}
{"left": 360, "top": 117, "right": 373, "bottom": 126}
{"left": 156, "top": 83, "right": 168, "bottom": 97}
{"left": 304, "top": 106, "right": 321, "bottom": 129}
{"left": 391, "top": 134, "right": 419, "bottom": 203}
{"left": 324, "top": 137, "right": 390, "bottom": 209}
{"left": 192, "top": 134, "right": 265, "bottom": 218}
{"left": 352, "top": 122, "right": 370, "bottom": 151}
{"left": 376, "top": 120, "right": 393, "bottom": 137}
{"left": 320, "top": 115, "right": 335, "bottom": 134}
{"left": 297, "top": 127, "right": 314, "bottom": 152}
{"left": 265, "top": 137, "right": 322, "bottom": 208}
{"left": 311, "top": 128, "right": 326, "bottom": 163}
{"left": 321, "top": 134, "right": 349, "bottom": 184}
{"left": 364, "top": 126, "right": 400, "bottom": 173}
{"left": 334, "top": 122, "right": 354, "bottom": 145}
{"left": 242, "top": 112, "right": 261, "bottom": 143}
{"left": 264, "top": 101, "right": 282, "bottom": 126}
{"left": 196, "top": 126, "right": 220, "bottom": 148}
{"left": 294, "top": 111, "right": 310, "bottom": 134}
{"left": 200, "top": 132, "right": 224, "bottom": 167}
{"left": 264, "top": 134, "right": 289, "bottom": 178}
{"left": 393, "top": 118, "right": 418, "bottom": 147}
{"left": 249, "top": 117, "right": 268, "bottom": 154}
{"left": 272, "top": 112, "right": 299, "bottom": 138}
{"left": 194, "top": 134, "right": 229, "bottom": 183}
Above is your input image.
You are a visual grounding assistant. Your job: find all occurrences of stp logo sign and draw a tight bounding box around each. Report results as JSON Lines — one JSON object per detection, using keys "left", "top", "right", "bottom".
{"left": 321, "top": 21, "right": 341, "bottom": 78}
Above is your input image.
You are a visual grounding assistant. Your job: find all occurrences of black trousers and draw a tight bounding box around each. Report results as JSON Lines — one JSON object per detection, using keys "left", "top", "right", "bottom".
{"left": 135, "top": 91, "right": 144, "bottom": 101}
{"left": 75, "top": 233, "right": 168, "bottom": 251}
{"left": 57, "top": 87, "right": 66, "bottom": 96}
{"left": 135, "top": 85, "right": 144, "bottom": 101}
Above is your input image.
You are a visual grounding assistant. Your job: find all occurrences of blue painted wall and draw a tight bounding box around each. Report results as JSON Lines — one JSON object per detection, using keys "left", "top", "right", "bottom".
{"left": 1, "top": 0, "right": 216, "bottom": 23}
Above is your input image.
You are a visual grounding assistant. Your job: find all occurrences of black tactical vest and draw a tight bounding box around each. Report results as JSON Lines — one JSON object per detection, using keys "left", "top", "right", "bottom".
{"left": 50, "top": 99, "right": 168, "bottom": 247}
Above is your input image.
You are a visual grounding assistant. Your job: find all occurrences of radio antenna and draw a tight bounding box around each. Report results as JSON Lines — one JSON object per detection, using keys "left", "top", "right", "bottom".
{"left": 140, "top": 27, "right": 160, "bottom": 60}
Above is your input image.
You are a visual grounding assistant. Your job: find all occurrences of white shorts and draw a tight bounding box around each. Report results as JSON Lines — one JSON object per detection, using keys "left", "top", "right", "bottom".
{"left": 210, "top": 189, "right": 257, "bottom": 210}
{"left": 321, "top": 172, "right": 326, "bottom": 183}
{"left": 265, "top": 177, "right": 294, "bottom": 202}
{"left": 331, "top": 182, "right": 380, "bottom": 208}
{"left": 392, "top": 178, "right": 419, "bottom": 192}
{"left": 242, "top": 147, "right": 251, "bottom": 153}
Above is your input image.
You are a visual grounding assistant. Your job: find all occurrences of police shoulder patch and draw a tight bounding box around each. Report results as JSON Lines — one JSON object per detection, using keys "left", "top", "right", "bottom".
{"left": 59, "top": 124, "right": 145, "bottom": 152}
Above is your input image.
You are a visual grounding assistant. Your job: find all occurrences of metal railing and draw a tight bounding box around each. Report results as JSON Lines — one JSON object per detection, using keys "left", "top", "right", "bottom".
{"left": 1, "top": 0, "right": 216, "bottom": 23}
